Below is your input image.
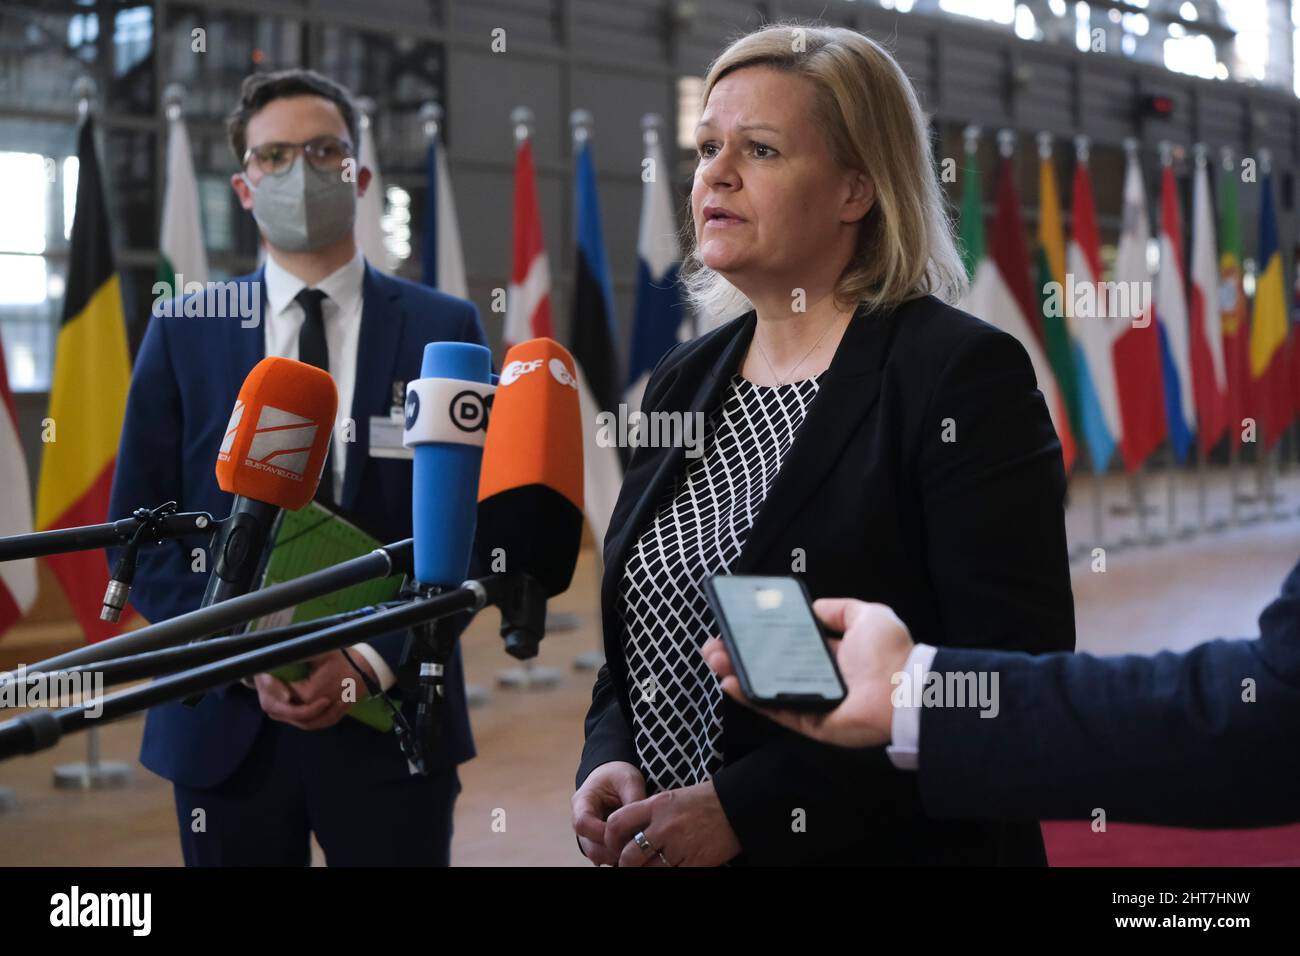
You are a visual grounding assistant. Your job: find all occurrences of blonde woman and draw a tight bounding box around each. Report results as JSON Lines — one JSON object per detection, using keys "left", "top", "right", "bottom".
{"left": 571, "top": 22, "right": 1075, "bottom": 866}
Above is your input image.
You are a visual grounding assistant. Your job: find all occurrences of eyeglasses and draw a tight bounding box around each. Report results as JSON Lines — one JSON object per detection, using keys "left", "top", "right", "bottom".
{"left": 242, "top": 135, "right": 354, "bottom": 177}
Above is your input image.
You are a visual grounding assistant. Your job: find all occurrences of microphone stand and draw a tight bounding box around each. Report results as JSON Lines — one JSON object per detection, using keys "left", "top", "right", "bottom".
{"left": 1, "top": 604, "right": 397, "bottom": 693}
{"left": 0, "top": 502, "right": 216, "bottom": 562}
{"left": 20, "top": 539, "right": 415, "bottom": 675}
{"left": 0, "top": 573, "right": 549, "bottom": 769}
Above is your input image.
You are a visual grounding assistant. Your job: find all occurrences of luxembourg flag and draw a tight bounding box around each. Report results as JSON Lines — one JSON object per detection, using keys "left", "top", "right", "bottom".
{"left": 505, "top": 136, "right": 554, "bottom": 347}
{"left": 0, "top": 333, "right": 37, "bottom": 639}
{"left": 421, "top": 132, "right": 468, "bottom": 299}
{"left": 1154, "top": 157, "right": 1195, "bottom": 462}
{"left": 1188, "top": 148, "right": 1229, "bottom": 455}
{"left": 625, "top": 116, "right": 687, "bottom": 413}
{"left": 1067, "top": 152, "right": 1122, "bottom": 473}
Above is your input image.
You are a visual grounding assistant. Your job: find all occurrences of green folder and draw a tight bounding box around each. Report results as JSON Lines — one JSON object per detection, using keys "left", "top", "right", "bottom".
{"left": 249, "top": 502, "right": 405, "bottom": 731}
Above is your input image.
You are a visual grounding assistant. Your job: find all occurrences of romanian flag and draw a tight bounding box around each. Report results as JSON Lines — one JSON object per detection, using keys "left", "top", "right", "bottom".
{"left": 1036, "top": 145, "right": 1080, "bottom": 438}
{"left": 1249, "top": 172, "right": 1291, "bottom": 449}
{"left": 1218, "top": 155, "right": 1251, "bottom": 447}
{"left": 34, "top": 117, "right": 133, "bottom": 643}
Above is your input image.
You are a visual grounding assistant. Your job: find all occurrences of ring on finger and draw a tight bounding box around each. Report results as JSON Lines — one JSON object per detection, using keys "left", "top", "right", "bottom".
{"left": 633, "top": 830, "right": 658, "bottom": 857}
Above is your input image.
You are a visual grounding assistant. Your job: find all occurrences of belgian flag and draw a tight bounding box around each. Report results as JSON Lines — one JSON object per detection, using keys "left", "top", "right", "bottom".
{"left": 34, "top": 116, "right": 133, "bottom": 643}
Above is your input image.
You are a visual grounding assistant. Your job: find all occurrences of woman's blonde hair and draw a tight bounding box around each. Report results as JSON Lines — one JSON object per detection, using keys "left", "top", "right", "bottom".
{"left": 681, "top": 21, "right": 968, "bottom": 322}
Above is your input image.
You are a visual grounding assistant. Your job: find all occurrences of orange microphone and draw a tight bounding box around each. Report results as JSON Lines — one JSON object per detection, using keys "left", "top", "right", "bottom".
{"left": 477, "top": 339, "right": 584, "bottom": 603}
{"left": 203, "top": 357, "right": 337, "bottom": 608}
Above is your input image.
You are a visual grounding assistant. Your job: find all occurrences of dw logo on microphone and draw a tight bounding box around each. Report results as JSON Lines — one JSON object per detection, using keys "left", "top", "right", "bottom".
{"left": 404, "top": 389, "right": 420, "bottom": 431}
{"left": 449, "top": 390, "right": 490, "bottom": 432}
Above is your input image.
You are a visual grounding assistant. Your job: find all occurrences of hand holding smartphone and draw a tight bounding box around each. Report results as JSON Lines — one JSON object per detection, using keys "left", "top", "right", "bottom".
{"left": 703, "top": 574, "right": 846, "bottom": 712}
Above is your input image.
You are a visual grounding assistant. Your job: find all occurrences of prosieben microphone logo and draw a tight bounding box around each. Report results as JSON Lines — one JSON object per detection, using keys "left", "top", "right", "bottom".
{"left": 242, "top": 405, "right": 318, "bottom": 481}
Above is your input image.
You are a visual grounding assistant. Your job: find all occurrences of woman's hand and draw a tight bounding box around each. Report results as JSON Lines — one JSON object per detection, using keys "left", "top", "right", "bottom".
{"left": 571, "top": 761, "right": 646, "bottom": 865}
{"left": 605, "top": 781, "right": 742, "bottom": 867}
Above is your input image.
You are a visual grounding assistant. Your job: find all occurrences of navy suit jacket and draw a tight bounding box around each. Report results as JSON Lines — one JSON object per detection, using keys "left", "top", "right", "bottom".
{"left": 920, "top": 557, "right": 1300, "bottom": 829}
{"left": 109, "top": 262, "right": 486, "bottom": 789}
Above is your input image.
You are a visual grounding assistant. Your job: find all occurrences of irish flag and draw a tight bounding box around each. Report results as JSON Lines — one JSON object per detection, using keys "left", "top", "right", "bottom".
{"left": 959, "top": 138, "right": 1076, "bottom": 471}
{"left": 1036, "top": 139, "right": 1080, "bottom": 439}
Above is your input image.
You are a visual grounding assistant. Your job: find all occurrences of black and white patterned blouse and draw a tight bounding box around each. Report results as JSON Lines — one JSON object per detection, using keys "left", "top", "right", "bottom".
{"left": 617, "top": 371, "right": 823, "bottom": 794}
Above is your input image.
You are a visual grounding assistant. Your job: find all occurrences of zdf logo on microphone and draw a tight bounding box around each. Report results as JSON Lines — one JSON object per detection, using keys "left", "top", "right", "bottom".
{"left": 498, "top": 357, "right": 578, "bottom": 390}
{"left": 500, "top": 358, "right": 542, "bottom": 386}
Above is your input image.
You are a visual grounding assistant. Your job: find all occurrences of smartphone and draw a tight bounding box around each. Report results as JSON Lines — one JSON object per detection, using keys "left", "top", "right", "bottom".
{"left": 704, "top": 574, "right": 846, "bottom": 711}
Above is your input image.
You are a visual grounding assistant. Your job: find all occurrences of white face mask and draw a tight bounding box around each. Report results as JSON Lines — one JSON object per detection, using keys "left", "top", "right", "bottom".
{"left": 243, "top": 155, "right": 356, "bottom": 253}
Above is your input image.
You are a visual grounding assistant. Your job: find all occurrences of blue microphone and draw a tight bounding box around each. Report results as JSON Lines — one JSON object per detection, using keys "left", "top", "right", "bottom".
{"left": 402, "top": 341, "right": 495, "bottom": 588}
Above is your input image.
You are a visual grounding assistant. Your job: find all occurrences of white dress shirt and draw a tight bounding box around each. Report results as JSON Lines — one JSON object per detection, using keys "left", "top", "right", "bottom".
{"left": 886, "top": 642, "right": 938, "bottom": 770}
{"left": 256, "top": 250, "right": 396, "bottom": 693}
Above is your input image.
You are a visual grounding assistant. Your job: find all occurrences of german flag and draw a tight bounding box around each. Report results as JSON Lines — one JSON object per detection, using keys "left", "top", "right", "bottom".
{"left": 34, "top": 116, "right": 133, "bottom": 643}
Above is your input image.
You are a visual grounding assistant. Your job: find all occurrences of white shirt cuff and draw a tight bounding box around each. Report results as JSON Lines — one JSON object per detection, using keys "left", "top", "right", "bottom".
{"left": 350, "top": 642, "right": 398, "bottom": 694}
{"left": 886, "top": 643, "right": 937, "bottom": 771}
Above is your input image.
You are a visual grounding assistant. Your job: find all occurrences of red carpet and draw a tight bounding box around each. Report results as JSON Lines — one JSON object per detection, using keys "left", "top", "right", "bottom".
{"left": 1042, "top": 821, "right": 1300, "bottom": 866}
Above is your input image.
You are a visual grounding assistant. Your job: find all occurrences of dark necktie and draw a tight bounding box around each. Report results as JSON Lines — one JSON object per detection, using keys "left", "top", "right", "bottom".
{"left": 295, "top": 288, "right": 335, "bottom": 505}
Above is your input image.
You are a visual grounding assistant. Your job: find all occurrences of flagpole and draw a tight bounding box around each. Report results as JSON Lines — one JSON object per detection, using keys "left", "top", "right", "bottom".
{"left": 50, "top": 76, "right": 133, "bottom": 792}
{"left": 568, "top": 106, "right": 608, "bottom": 675}
{"left": 496, "top": 104, "right": 561, "bottom": 692}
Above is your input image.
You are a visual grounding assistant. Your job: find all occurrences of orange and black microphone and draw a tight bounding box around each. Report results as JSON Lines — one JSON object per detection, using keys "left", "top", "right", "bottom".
{"left": 202, "top": 356, "right": 337, "bottom": 608}
{"left": 475, "top": 338, "right": 585, "bottom": 658}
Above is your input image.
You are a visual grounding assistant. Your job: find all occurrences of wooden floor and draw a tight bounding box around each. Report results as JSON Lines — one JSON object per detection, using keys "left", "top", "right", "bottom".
{"left": 0, "top": 465, "right": 1297, "bottom": 866}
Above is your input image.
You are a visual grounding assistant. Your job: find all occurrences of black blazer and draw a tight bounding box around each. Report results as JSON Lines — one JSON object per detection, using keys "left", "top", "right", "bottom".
{"left": 577, "top": 294, "right": 1077, "bottom": 865}
{"left": 921, "top": 555, "right": 1300, "bottom": 829}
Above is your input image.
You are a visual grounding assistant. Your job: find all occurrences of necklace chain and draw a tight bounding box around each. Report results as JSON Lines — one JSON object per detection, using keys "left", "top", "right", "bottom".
{"left": 754, "top": 314, "right": 843, "bottom": 386}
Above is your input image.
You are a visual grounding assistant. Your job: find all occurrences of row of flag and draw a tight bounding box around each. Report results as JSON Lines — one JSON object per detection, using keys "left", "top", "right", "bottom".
{"left": 0, "top": 102, "right": 695, "bottom": 643}
{"left": 10, "top": 96, "right": 1300, "bottom": 644}
{"left": 959, "top": 129, "right": 1298, "bottom": 478}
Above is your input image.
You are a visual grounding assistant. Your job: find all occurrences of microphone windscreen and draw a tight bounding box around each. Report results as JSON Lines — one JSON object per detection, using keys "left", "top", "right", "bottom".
{"left": 215, "top": 357, "right": 337, "bottom": 511}
{"left": 404, "top": 341, "right": 495, "bottom": 587}
{"left": 477, "top": 339, "right": 584, "bottom": 596}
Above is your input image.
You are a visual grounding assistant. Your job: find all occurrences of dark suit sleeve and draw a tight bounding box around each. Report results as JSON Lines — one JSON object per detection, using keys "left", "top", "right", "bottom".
{"left": 368, "top": 299, "right": 491, "bottom": 675}
{"left": 711, "top": 322, "right": 1075, "bottom": 863}
{"left": 575, "top": 341, "right": 684, "bottom": 790}
{"left": 920, "top": 566, "right": 1300, "bottom": 829}
{"left": 917, "top": 325, "right": 1075, "bottom": 654}
{"left": 108, "top": 314, "right": 209, "bottom": 625}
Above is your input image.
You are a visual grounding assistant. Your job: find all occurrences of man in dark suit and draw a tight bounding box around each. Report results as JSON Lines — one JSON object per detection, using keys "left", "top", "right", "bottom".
{"left": 109, "top": 69, "right": 485, "bottom": 865}
{"left": 703, "top": 556, "right": 1300, "bottom": 830}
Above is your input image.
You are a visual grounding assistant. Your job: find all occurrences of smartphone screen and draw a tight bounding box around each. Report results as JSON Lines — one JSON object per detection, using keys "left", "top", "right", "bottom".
{"left": 706, "top": 575, "right": 845, "bottom": 708}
